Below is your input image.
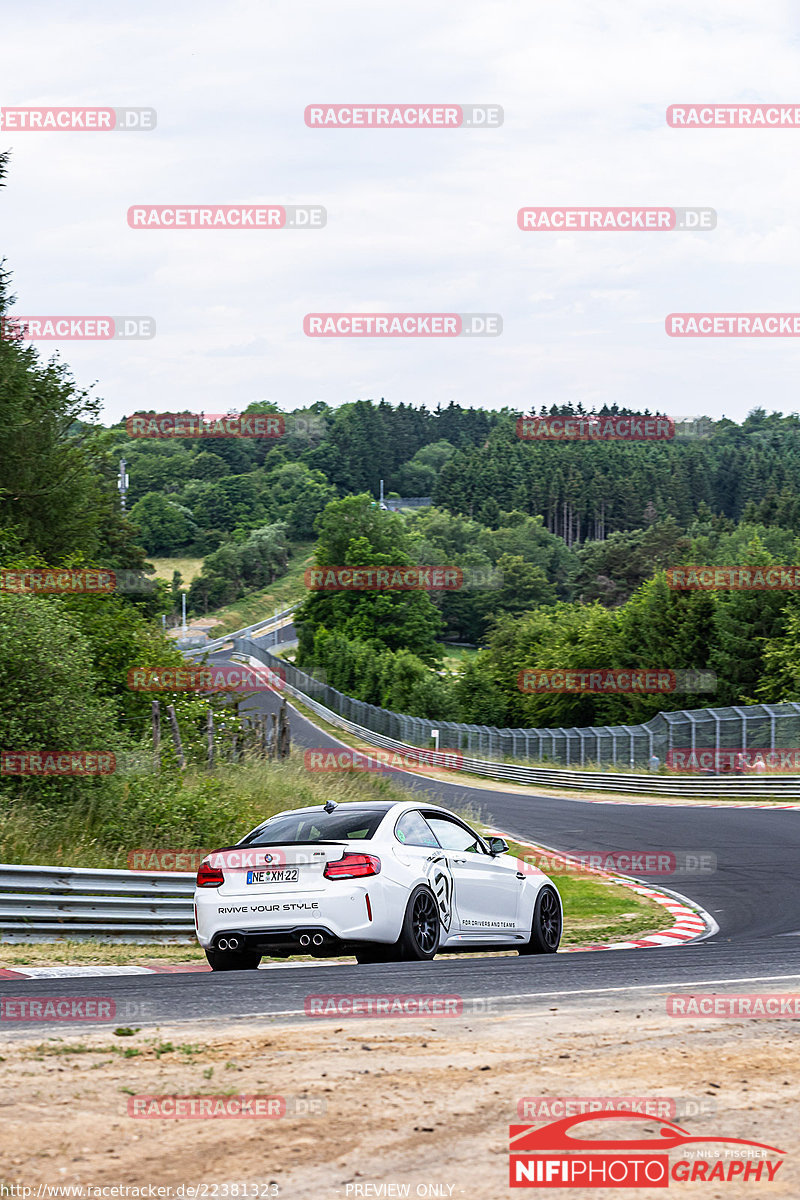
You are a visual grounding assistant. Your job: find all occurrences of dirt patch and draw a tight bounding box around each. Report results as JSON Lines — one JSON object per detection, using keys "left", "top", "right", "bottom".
{"left": 1, "top": 997, "right": 796, "bottom": 1198}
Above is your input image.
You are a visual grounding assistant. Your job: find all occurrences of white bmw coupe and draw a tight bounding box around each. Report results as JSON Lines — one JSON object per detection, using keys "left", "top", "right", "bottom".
{"left": 195, "top": 800, "right": 562, "bottom": 969}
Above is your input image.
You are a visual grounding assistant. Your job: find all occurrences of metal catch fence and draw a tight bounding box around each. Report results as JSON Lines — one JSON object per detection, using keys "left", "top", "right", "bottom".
{"left": 234, "top": 637, "right": 800, "bottom": 774}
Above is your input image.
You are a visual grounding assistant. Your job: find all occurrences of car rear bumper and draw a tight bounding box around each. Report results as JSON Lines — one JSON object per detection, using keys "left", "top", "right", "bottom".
{"left": 210, "top": 924, "right": 351, "bottom": 957}
{"left": 195, "top": 881, "right": 403, "bottom": 950}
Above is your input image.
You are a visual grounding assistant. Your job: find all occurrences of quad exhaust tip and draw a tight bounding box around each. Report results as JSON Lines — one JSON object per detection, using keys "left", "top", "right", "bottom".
{"left": 298, "top": 932, "right": 325, "bottom": 947}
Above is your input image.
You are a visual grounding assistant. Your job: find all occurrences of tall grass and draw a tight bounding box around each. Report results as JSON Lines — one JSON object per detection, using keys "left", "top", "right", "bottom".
{"left": 0, "top": 754, "right": 417, "bottom": 868}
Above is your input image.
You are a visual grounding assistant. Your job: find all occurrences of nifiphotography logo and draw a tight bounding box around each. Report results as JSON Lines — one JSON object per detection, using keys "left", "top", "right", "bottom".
{"left": 508, "top": 1111, "right": 784, "bottom": 1187}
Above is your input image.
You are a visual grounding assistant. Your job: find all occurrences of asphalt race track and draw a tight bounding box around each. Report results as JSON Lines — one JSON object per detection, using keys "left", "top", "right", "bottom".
{"left": 3, "top": 638, "right": 799, "bottom": 1034}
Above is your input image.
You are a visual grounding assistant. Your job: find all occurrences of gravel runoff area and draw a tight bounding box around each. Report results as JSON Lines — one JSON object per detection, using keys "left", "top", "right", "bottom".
{"left": 0, "top": 988, "right": 796, "bottom": 1198}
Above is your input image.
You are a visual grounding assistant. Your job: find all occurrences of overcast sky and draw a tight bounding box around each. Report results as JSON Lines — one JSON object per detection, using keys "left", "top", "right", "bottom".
{"left": 3, "top": 0, "right": 800, "bottom": 425}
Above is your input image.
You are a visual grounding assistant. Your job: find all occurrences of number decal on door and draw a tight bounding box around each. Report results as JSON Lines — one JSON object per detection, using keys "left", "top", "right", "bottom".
{"left": 426, "top": 854, "right": 454, "bottom": 931}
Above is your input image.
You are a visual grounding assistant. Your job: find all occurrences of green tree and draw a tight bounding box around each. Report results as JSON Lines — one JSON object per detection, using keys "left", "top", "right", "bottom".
{"left": 574, "top": 519, "right": 689, "bottom": 606}
{"left": 261, "top": 462, "right": 336, "bottom": 539}
{"left": 55, "top": 593, "right": 185, "bottom": 733}
{"left": 296, "top": 496, "right": 444, "bottom": 665}
{"left": 758, "top": 600, "right": 800, "bottom": 701}
{"left": 129, "top": 493, "right": 196, "bottom": 555}
{"left": 0, "top": 593, "right": 120, "bottom": 797}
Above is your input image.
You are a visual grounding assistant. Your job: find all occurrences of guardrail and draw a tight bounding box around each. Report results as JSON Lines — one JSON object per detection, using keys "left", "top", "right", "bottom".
{"left": 183, "top": 605, "right": 297, "bottom": 657}
{"left": 0, "top": 864, "right": 195, "bottom": 943}
{"left": 233, "top": 640, "right": 800, "bottom": 798}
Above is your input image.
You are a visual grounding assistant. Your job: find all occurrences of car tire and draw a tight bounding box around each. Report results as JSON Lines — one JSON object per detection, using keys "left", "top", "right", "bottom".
{"left": 519, "top": 885, "right": 562, "bottom": 954}
{"left": 205, "top": 947, "right": 262, "bottom": 971}
{"left": 395, "top": 884, "right": 441, "bottom": 960}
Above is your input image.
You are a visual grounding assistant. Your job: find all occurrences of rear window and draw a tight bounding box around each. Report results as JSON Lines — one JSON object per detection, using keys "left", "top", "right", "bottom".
{"left": 241, "top": 808, "right": 388, "bottom": 845}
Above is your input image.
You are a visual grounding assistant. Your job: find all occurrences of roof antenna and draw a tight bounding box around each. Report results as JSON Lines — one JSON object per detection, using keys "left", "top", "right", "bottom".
{"left": 324, "top": 800, "right": 338, "bottom": 813}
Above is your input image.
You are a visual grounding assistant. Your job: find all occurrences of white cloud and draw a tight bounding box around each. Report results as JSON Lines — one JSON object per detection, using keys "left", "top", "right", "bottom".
{"left": 3, "top": 0, "right": 800, "bottom": 422}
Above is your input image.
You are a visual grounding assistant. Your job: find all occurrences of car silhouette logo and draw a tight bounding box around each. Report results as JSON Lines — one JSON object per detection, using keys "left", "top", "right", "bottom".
{"left": 509, "top": 1111, "right": 785, "bottom": 1155}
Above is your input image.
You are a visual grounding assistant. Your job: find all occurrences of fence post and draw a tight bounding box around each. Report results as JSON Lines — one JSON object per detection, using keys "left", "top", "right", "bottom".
{"left": 732, "top": 706, "right": 748, "bottom": 752}
{"left": 207, "top": 709, "right": 215, "bottom": 771}
{"left": 151, "top": 700, "right": 161, "bottom": 773}
{"left": 278, "top": 702, "right": 291, "bottom": 758}
{"left": 165, "top": 704, "right": 186, "bottom": 770}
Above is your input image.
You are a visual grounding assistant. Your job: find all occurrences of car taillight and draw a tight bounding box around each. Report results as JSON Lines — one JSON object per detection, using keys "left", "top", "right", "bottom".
{"left": 324, "top": 853, "right": 381, "bottom": 879}
{"left": 197, "top": 861, "right": 225, "bottom": 887}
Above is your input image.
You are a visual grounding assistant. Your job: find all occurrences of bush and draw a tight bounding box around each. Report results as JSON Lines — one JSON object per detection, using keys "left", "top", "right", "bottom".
{"left": 0, "top": 593, "right": 120, "bottom": 799}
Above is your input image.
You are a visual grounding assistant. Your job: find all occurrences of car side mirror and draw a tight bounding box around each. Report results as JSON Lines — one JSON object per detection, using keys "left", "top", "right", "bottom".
{"left": 487, "top": 836, "right": 508, "bottom": 856}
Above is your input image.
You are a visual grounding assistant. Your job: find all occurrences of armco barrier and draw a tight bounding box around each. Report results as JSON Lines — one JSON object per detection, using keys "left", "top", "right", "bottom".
{"left": 0, "top": 863, "right": 195, "bottom": 942}
{"left": 232, "top": 639, "right": 800, "bottom": 797}
{"left": 183, "top": 606, "right": 296, "bottom": 658}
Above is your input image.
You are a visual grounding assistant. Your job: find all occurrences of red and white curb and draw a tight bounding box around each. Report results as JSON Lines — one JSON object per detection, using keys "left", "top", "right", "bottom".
{"left": 0, "top": 963, "right": 207, "bottom": 980}
{"left": 486, "top": 830, "right": 717, "bottom": 952}
{"left": 0, "top": 959, "right": 351, "bottom": 980}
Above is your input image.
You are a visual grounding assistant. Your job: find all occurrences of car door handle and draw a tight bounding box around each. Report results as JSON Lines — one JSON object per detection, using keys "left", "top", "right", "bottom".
{"left": 516, "top": 871, "right": 526, "bottom": 879}
{"left": 453, "top": 858, "right": 467, "bottom": 864}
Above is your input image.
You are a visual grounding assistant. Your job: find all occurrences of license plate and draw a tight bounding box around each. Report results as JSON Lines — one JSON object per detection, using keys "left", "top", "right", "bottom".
{"left": 246, "top": 868, "right": 299, "bottom": 884}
